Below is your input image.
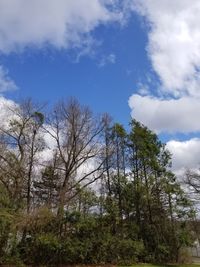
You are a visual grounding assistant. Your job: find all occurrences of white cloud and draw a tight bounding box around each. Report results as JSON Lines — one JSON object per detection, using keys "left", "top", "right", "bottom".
{"left": 98, "top": 53, "right": 116, "bottom": 67}
{"left": 128, "top": 94, "right": 200, "bottom": 133}
{"left": 0, "top": 66, "right": 18, "bottom": 92}
{"left": 128, "top": 1, "right": 200, "bottom": 134}
{"left": 137, "top": 82, "right": 150, "bottom": 96}
{"left": 0, "top": 96, "right": 18, "bottom": 129}
{"left": 0, "top": 0, "right": 122, "bottom": 54}
{"left": 132, "top": 0, "right": 200, "bottom": 97}
{"left": 166, "top": 138, "right": 200, "bottom": 173}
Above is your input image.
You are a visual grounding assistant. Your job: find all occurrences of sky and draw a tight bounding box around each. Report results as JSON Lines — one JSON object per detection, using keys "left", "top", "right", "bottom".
{"left": 0, "top": 0, "right": 200, "bottom": 174}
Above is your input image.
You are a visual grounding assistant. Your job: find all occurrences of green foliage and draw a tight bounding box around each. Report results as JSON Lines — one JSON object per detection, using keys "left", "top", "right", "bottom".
{"left": 0, "top": 103, "right": 196, "bottom": 266}
{"left": 0, "top": 210, "right": 12, "bottom": 259}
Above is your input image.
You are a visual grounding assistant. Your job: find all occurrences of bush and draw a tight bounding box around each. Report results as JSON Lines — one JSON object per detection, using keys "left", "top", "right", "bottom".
{"left": 18, "top": 233, "right": 61, "bottom": 265}
{"left": 106, "top": 237, "right": 144, "bottom": 265}
{"left": 0, "top": 210, "right": 13, "bottom": 260}
{"left": 178, "top": 247, "right": 192, "bottom": 264}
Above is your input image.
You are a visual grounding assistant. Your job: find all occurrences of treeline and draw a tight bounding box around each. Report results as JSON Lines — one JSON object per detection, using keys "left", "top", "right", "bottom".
{"left": 0, "top": 98, "right": 195, "bottom": 266}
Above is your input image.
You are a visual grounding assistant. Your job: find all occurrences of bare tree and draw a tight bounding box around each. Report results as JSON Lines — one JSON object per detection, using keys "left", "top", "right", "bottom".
{"left": 185, "top": 169, "right": 200, "bottom": 205}
{"left": 44, "top": 98, "right": 106, "bottom": 219}
{"left": 0, "top": 99, "right": 45, "bottom": 212}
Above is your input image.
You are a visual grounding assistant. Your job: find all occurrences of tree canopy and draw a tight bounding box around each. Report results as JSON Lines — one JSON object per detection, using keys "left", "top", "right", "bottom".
{"left": 0, "top": 98, "right": 196, "bottom": 266}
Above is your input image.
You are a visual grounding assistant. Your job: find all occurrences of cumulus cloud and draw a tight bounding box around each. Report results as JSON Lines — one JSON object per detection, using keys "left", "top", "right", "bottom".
{"left": 0, "top": 96, "right": 18, "bottom": 129}
{"left": 128, "top": 1, "right": 200, "bottom": 134}
{"left": 166, "top": 138, "right": 200, "bottom": 173}
{"left": 0, "top": 66, "right": 18, "bottom": 92}
{"left": 0, "top": 0, "right": 123, "bottom": 54}
{"left": 128, "top": 94, "right": 200, "bottom": 133}
{"left": 132, "top": 0, "right": 200, "bottom": 97}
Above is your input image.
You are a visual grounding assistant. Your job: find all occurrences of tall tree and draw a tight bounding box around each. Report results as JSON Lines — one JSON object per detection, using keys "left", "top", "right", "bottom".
{"left": 45, "top": 99, "right": 106, "bottom": 222}
{"left": 127, "top": 120, "right": 193, "bottom": 262}
{"left": 0, "top": 99, "right": 45, "bottom": 212}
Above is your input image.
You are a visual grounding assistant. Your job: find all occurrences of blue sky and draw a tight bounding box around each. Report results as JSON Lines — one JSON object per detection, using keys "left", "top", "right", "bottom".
{"left": 1, "top": 12, "right": 149, "bottom": 125}
{"left": 1, "top": 0, "right": 200, "bottom": 173}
